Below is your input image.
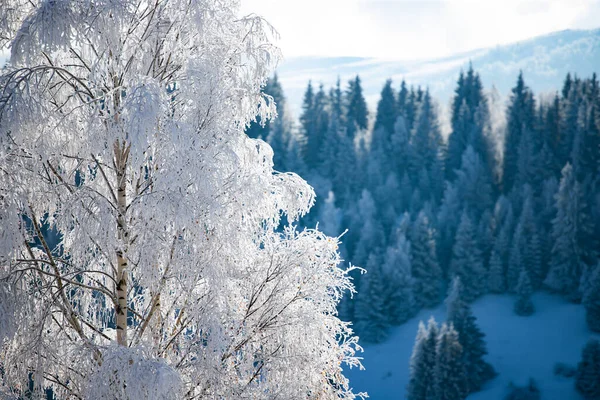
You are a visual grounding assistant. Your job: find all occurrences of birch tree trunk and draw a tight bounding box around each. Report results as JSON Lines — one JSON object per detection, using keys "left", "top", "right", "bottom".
{"left": 114, "top": 140, "right": 130, "bottom": 347}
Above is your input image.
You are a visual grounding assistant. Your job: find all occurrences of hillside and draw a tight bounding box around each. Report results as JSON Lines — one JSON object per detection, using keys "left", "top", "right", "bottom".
{"left": 345, "top": 293, "right": 600, "bottom": 399}
{"left": 276, "top": 28, "right": 600, "bottom": 117}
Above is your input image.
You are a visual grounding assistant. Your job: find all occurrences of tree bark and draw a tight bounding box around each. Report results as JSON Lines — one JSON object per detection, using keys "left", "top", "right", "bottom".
{"left": 114, "top": 139, "right": 130, "bottom": 347}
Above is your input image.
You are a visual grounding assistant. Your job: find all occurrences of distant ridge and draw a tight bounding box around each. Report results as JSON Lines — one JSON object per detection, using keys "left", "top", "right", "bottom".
{"left": 276, "top": 28, "right": 600, "bottom": 118}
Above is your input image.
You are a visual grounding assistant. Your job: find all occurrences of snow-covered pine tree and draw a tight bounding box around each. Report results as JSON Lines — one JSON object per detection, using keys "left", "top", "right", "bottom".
{"left": 449, "top": 211, "right": 487, "bottom": 301}
{"left": 407, "top": 318, "right": 439, "bottom": 400}
{"left": 437, "top": 182, "right": 462, "bottom": 275}
{"left": 304, "top": 83, "right": 330, "bottom": 169}
{"left": 488, "top": 249, "right": 507, "bottom": 293}
{"left": 346, "top": 75, "right": 369, "bottom": 138}
{"left": 503, "top": 72, "right": 536, "bottom": 193}
{"left": 445, "top": 66, "right": 495, "bottom": 183}
{"left": 352, "top": 189, "right": 386, "bottom": 267}
{"left": 434, "top": 323, "right": 469, "bottom": 400}
{"left": 373, "top": 79, "right": 398, "bottom": 143}
{"left": 390, "top": 115, "right": 414, "bottom": 183}
{"left": 0, "top": 2, "right": 363, "bottom": 398}
{"left": 453, "top": 146, "right": 494, "bottom": 220}
{"left": 514, "top": 267, "right": 535, "bottom": 316}
{"left": 544, "top": 163, "right": 594, "bottom": 301}
{"left": 354, "top": 253, "right": 390, "bottom": 344}
{"left": 575, "top": 339, "right": 600, "bottom": 399}
{"left": 583, "top": 264, "right": 600, "bottom": 332}
{"left": 382, "top": 233, "right": 415, "bottom": 325}
{"left": 446, "top": 278, "right": 496, "bottom": 393}
{"left": 411, "top": 89, "right": 443, "bottom": 173}
{"left": 411, "top": 210, "right": 443, "bottom": 309}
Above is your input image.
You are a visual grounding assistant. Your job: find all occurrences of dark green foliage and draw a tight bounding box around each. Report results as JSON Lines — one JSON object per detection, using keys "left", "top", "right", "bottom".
{"left": 434, "top": 323, "right": 468, "bottom": 400}
{"left": 354, "top": 253, "right": 390, "bottom": 343}
{"left": 583, "top": 265, "right": 600, "bottom": 332}
{"left": 449, "top": 212, "right": 486, "bottom": 301}
{"left": 514, "top": 268, "right": 535, "bottom": 316}
{"left": 445, "top": 65, "right": 495, "bottom": 183}
{"left": 345, "top": 75, "right": 369, "bottom": 136}
{"left": 373, "top": 79, "right": 397, "bottom": 140}
{"left": 411, "top": 211, "right": 443, "bottom": 309}
{"left": 407, "top": 319, "right": 439, "bottom": 400}
{"left": 446, "top": 278, "right": 496, "bottom": 393}
{"left": 503, "top": 72, "right": 537, "bottom": 193}
{"left": 575, "top": 340, "right": 600, "bottom": 399}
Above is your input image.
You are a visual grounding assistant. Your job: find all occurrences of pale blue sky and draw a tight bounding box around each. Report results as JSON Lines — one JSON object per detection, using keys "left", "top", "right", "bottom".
{"left": 240, "top": 0, "right": 600, "bottom": 60}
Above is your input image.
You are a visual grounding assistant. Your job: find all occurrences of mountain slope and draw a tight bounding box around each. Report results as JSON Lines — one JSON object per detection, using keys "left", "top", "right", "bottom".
{"left": 276, "top": 28, "right": 600, "bottom": 117}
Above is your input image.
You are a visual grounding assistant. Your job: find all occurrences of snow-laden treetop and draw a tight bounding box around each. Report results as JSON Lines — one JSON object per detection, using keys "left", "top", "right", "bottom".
{"left": 0, "top": 1, "right": 363, "bottom": 398}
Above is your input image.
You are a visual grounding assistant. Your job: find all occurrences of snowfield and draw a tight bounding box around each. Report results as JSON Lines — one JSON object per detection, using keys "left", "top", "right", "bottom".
{"left": 346, "top": 293, "right": 600, "bottom": 399}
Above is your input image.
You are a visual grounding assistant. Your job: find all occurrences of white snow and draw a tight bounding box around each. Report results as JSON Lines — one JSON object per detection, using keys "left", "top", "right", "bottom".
{"left": 346, "top": 292, "right": 600, "bottom": 399}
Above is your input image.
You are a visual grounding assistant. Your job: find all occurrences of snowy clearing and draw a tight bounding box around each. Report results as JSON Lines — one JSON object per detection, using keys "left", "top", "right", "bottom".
{"left": 346, "top": 292, "right": 600, "bottom": 399}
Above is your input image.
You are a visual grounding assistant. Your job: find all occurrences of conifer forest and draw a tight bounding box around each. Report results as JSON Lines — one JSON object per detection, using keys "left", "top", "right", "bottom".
{"left": 1, "top": 1, "right": 600, "bottom": 399}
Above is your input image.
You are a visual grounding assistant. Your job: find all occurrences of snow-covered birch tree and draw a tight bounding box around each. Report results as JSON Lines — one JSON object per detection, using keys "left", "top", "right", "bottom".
{"left": 0, "top": 1, "right": 363, "bottom": 398}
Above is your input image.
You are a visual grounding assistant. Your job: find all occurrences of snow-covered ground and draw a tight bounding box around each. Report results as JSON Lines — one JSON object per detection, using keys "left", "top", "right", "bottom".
{"left": 345, "top": 292, "right": 600, "bottom": 399}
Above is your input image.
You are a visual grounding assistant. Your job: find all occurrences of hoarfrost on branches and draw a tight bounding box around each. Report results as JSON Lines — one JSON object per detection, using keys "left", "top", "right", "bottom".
{"left": 0, "top": 1, "right": 363, "bottom": 398}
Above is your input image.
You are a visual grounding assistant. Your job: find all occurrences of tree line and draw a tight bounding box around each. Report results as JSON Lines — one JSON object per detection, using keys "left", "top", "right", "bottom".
{"left": 248, "top": 66, "right": 600, "bottom": 342}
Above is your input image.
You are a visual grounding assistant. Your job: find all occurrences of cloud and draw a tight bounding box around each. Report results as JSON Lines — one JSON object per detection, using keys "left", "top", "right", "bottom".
{"left": 241, "top": 0, "right": 600, "bottom": 60}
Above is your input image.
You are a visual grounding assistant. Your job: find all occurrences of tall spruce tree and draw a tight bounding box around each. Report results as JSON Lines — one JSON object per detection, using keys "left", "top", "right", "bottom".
{"left": 346, "top": 75, "right": 369, "bottom": 138}
{"left": 411, "top": 210, "right": 443, "bottom": 309}
{"left": 583, "top": 264, "right": 600, "bottom": 332}
{"left": 544, "top": 163, "right": 594, "bottom": 300}
{"left": 411, "top": 89, "right": 443, "bottom": 173}
{"left": 445, "top": 65, "right": 495, "bottom": 183}
{"left": 454, "top": 146, "right": 494, "bottom": 219}
{"left": 407, "top": 318, "right": 440, "bottom": 400}
{"left": 503, "top": 72, "right": 536, "bottom": 193}
{"left": 514, "top": 267, "right": 535, "bottom": 316}
{"left": 354, "top": 253, "right": 390, "bottom": 343}
{"left": 446, "top": 278, "right": 496, "bottom": 393}
{"left": 575, "top": 339, "right": 600, "bottom": 400}
{"left": 382, "top": 235, "right": 415, "bottom": 325}
{"left": 374, "top": 79, "right": 398, "bottom": 142}
{"left": 449, "top": 211, "right": 487, "bottom": 301}
{"left": 434, "top": 323, "right": 469, "bottom": 400}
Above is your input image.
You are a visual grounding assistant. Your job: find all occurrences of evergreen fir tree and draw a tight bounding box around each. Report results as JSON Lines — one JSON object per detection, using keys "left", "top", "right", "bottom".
{"left": 544, "top": 163, "right": 594, "bottom": 300}
{"left": 445, "top": 66, "right": 495, "bottom": 183}
{"left": 353, "top": 253, "right": 390, "bottom": 344}
{"left": 391, "top": 115, "right": 414, "bottom": 181}
{"left": 398, "top": 80, "right": 409, "bottom": 116}
{"left": 488, "top": 249, "right": 507, "bottom": 293}
{"left": 503, "top": 72, "right": 536, "bottom": 193}
{"left": 454, "top": 146, "right": 494, "bottom": 219}
{"left": 411, "top": 210, "right": 443, "bottom": 309}
{"left": 583, "top": 264, "right": 600, "bottom": 333}
{"left": 449, "top": 211, "right": 487, "bottom": 301}
{"left": 407, "top": 318, "right": 439, "bottom": 400}
{"left": 446, "top": 278, "right": 496, "bottom": 393}
{"left": 346, "top": 75, "right": 369, "bottom": 137}
{"left": 437, "top": 182, "right": 462, "bottom": 275}
{"left": 411, "top": 90, "right": 443, "bottom": 172}
{"left": 575, "top": 339, "right": 600, "bottom": 400}
{"left": 352, "top": 190, "right": 386, "bottom": 267}
{"left": 514, "top": 267, "right": 535, "bottom": 316}
{"left": 434, "top": 323, "right": 469, "bottom": 400}
{"left": 382, "top": 235, "right": 415, "bottom": 325}
{"left": 374, "top": 79, "right": 398, "bottom": 141}
{"left": 304, "top": 84, "right": 329, "bottom": 169}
